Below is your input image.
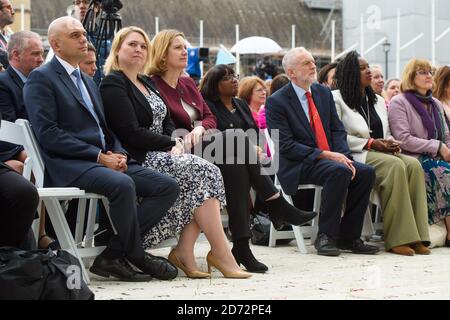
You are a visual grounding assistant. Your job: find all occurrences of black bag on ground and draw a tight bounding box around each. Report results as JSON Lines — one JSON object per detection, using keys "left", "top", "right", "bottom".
{"left": 250, "top": 212, "right": 293, "bottom": 246}
{"left": 250, "top": 212, "right": 272, "bottom": 246}
{"left": 0, "top": 247, "right": 94, "bottom": 300}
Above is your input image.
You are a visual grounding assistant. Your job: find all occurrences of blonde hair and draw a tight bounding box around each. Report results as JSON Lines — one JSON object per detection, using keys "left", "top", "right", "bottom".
{"left": 147, "top": 29, "right": 185, "bottom": 76}
{"left": 238, "top": 76, "right": 267, "bottom": 104}
{"left": 104, "top": 26, "right": 152, "bottom": 75}
{"left": 400, "top": 58, "right": 434, "bottom": 93}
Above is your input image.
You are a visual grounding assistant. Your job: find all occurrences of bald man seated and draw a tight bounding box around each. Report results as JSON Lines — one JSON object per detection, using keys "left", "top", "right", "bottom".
{"left": 23, "top": 16, "right": 181, "bottom": 282}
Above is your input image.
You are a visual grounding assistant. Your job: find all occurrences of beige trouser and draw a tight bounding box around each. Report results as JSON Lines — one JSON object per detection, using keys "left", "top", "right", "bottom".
{"left": 365, "top": 151, "right": 430, "bottom": 250}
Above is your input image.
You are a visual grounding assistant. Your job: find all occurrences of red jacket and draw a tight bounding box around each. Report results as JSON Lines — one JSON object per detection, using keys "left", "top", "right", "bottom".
{"left": 151, "top": 75, "right": 217, "bottom": 131}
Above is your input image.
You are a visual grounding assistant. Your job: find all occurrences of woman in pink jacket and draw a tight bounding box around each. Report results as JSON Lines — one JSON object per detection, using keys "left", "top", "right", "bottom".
{"left": 389, "top": 58, "right": 450, "bottom": 247}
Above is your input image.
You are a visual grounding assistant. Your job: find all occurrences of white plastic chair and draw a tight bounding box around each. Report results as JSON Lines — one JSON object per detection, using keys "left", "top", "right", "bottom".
{"left": 362, "top": 190, "right": 383, "bottom": 241}
{"left": 0, "top": 119, "right": 112, "bottom": 283}
{"left": 263, "top": 129, "right": 322, "bottom": 254}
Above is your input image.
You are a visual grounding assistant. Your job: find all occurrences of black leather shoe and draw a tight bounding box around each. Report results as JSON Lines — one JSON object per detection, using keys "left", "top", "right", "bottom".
{"left": 445, "top": 238, "right": 450, "bottom": 247}
{"left": 132, "top": 252, "right": 178, "bottom": 280}
{"left": 267, "top": 196, "right": 317, "bottom": 228}
{"left": 337, "top": 238, "right": 380, "bottom": 255}
{"left": 314, "top": 233, "right": 341, "bottom": 256}
{"left": 90, "top": 255, "right": 152, "bottom": 282}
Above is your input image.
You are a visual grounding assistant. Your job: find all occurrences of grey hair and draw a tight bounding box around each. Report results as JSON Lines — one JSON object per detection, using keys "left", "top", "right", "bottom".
{"left": 7, "top": 31, "right": 41, "bottom": 59}
{"left": 370, "top": 64, "right": 383, "bottom": 71}
{"left": 384, "top": 78, "right": 400, "bottom": 90}
{"left": 282, "top": 47, "right": 308, "bottom": 74}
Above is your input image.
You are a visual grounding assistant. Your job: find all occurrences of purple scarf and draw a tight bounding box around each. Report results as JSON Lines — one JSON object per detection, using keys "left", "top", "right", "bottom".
{"left": 404, "top": 90, "right": 443, "bottom": 141}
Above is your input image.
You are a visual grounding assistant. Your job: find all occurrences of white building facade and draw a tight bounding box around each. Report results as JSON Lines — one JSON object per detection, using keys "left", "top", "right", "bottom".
{"left": 342, "top": 0, "right": 450, "bottom": 79}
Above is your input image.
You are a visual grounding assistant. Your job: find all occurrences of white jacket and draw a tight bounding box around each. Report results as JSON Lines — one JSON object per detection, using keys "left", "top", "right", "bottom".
{"left": 332, "top": 90, "right": 392, "bottom": 163}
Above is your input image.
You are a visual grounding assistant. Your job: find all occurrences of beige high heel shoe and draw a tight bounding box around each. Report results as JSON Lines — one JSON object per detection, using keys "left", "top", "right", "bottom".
{"left": 206, "top": 251, "right": 252, "bottom": 279}
{"left": 168, "top": 250, "right": 211, "bottom": 279}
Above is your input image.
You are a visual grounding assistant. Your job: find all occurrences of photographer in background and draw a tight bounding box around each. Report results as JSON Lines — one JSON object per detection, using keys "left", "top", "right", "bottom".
{"left": 74, "top": 0, "right": 90, "bottom": 22}
{"left": 82, "top": 0, "right": 123, "bottom": 84}
{"left": 255, "top": 56, "right": 277, "bottom": 80}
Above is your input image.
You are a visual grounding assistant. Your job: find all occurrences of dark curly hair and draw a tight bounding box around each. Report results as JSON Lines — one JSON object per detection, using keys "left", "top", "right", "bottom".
{"left": 334, "top": 51, "right": 377, "bottom": 110}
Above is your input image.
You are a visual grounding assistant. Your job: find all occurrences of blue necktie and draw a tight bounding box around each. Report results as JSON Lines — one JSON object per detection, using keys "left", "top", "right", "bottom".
{"left": 72, "top": 69, "right": 106, "bottom": 149}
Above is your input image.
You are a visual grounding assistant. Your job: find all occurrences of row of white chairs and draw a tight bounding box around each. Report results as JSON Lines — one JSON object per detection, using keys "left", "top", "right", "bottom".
{"left": 0, "top": 119, "right": 383, "bottom": 282}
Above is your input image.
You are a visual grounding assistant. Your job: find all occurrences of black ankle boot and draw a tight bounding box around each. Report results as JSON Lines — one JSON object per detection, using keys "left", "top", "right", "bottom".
{"left": 266, "top": 195, "right": 317, "bottom": 228}
{"left": 445, "top": 238, "right": 450, "bottom": 247}
{"left": 232, "top": 239, "right": 268, "bottom": 273}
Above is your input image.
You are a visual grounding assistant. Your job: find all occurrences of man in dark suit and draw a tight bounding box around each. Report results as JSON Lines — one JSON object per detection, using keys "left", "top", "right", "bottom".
{"left": 0, "top": 31, "right": 43, "bottom": 172}
{"left": 24, "top": 16, "right": 180, "bottom": 281}
{"left": 266, "top": 47, "right": 379, "bottom": 256}
{"left": 0, "top": 161, "right": 39, "bottom": 247}
{"left": 0, "top": 113, "right": 39, "bottom": 248}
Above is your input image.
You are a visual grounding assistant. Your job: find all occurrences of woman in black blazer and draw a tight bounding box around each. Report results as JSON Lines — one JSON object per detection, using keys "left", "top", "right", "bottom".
{"left": 100, "top": 27, "right": 251, "bottom": 279}
{"left": 206, "top": 86, "right": 258, "bottom": 133}
{"left": 100, "top": 70, "right": 176, "bottom": 164}
{"left": 200, "top": 64, "right": 317, "bottom": 273}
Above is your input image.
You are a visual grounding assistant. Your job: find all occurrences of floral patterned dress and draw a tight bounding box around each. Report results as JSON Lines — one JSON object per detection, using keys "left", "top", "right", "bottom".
{"left": 419, "top": 155, "right": 450, "bottom": 224}
{"left": 141, "top": 90, "right": 226, "bottom": 248}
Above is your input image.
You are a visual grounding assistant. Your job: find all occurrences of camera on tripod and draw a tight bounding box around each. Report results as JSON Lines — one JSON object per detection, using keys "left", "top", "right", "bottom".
{"left": 91, "top": 0, "right": 123, "bottom": 14}
{"left": 83, "top": 0, "right": 123, "bottom": 82}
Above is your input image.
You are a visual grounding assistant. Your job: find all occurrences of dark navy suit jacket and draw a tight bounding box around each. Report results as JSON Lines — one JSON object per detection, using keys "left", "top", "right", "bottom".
{"left": 266, "top": 82, "right": 351, "bottom": 195}
{"left": 0, "top": 66, "right": 27, "bottom": 161}
{"left": 23, "top": 57, "right": 126, "bottom": 187}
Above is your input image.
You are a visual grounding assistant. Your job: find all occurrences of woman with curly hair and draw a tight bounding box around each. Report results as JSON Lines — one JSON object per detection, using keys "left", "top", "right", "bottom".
{"left": 333, "top": 51, "right": 430, "bottom": 255}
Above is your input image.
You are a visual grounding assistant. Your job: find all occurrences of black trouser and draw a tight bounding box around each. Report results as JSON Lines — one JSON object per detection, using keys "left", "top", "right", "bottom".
{"left": 0, "top": 167, "right": 39, "bottom": 247}
{"left": 299, "top": 160, "right": 375, "bottom": 240}
{"left": 200, "top": 131, "right": 278, "bottom": 242}
{"left": 71, "top": 163, "right": 179, "bottom": 262}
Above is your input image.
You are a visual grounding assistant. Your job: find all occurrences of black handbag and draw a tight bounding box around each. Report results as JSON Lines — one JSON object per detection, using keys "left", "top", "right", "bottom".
{"left": 0, "top": 247, "right": 94, "bottom": 300}
{"left": 250, "top": 212, "right": 293, "bottom": 246}
{"left": 250, "top": 213, "right": 272, "bottom": 246}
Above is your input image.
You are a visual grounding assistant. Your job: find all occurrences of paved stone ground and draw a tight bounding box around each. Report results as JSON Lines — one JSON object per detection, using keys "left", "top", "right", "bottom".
{"left": 90, "top": 241, "right": 450, "bottom": 300}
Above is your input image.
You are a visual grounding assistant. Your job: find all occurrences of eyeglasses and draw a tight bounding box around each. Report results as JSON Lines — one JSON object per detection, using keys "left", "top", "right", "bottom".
{"left": 416, "top": 70, "right": 435, "bottom": 77}
{"left": 221, "top": 74, "right": 239, "bottom": 81}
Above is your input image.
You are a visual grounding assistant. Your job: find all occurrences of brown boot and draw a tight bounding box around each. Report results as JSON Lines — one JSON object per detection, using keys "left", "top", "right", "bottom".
{"left": 390, "top": 245, "right": 415, "bottom": 256}
{"left": 410, "top": 243, "right": 431, "bottom": 255}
